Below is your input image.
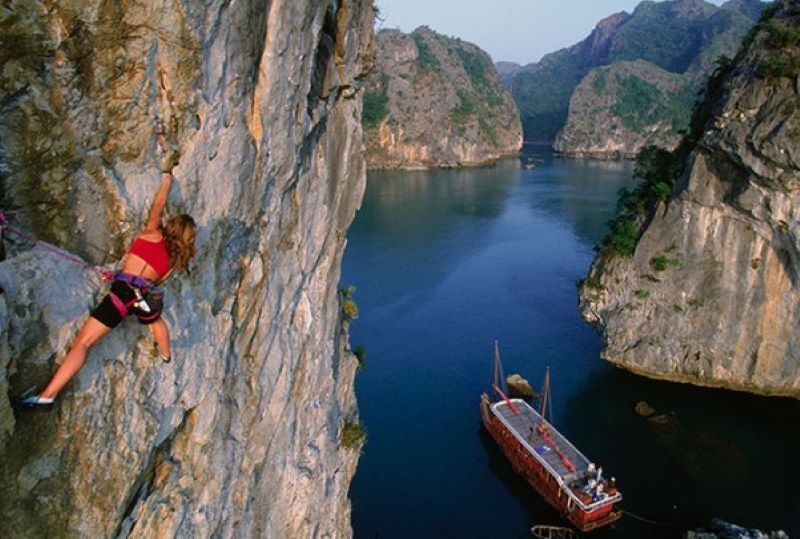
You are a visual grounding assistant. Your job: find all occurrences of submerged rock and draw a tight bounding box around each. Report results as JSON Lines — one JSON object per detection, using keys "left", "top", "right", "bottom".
{"left": 635, "top": 404, "right": 746, "bottom": 488}
{"left": 634, "top": 400, "right": 655, "bottom": 417}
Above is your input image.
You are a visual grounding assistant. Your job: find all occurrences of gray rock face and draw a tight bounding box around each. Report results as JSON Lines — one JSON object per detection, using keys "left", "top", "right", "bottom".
{"left": 555, "top": 60, "right": 691, "bottom": 159}
{"left": 579, "top": 0, "right": 800, "bottom": 398}
{"left": 686, "top": 518, "right": 789, "bottom": 538}
{"left": 554, "top": 1, "right": 768, "bottom": 158}
{"left": 0, "top": 0, "right": 373, "bottom": 536}
{"left": 363, "top": 27, "right": 522, "bottom": 169}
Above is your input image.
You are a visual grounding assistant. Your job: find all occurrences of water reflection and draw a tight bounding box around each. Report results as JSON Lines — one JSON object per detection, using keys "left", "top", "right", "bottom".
{"left": 352, "top": 164, "right": 517, "bottom": 316}
{"left": 520, "top": 147, "right": 635, "bottom": 248}
{"left": 561, "top": 366, "right": 800, "bottom": 536}
{"left": 343, "top": 152, "right": 798, "bottom": 538}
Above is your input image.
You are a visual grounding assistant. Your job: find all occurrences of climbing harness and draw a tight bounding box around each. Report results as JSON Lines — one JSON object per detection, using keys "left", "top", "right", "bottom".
{"left": 111, "top": 271, "right": 164, "bottom": 320}
{"left": 0, "top": 210, "right": 115, "bottom": 281}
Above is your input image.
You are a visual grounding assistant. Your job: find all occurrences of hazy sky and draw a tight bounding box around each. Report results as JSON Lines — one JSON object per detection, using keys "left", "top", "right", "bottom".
{"left": 375, "top": 0, "right": 727, "bottom": 64}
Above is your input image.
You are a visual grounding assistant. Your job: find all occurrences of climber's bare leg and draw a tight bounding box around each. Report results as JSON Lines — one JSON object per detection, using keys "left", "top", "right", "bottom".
{"left": 148, "top": 318, "right": 170, "bottom": 359}
{"left": 39, "top": 317, "right": 112, "bottom": 399}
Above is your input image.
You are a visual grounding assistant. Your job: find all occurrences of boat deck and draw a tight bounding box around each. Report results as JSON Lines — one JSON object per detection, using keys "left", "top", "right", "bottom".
{"left": 491, "top": 400, "right": 590, "bottom": 481}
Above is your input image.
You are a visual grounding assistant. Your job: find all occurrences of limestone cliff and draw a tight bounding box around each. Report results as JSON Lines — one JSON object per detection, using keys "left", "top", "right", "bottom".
{"left": 553, "top": 0, "right": 763, "bottom": 159}
{"left": 363, "top": 27, "right": 522, "bottom": 169}
{"left": 0, "top": 0, "right": 373, "bottom": 536}
{"left": 511, "top": 0, "right": 766, "bottom": 148}
{"left": 555, "top": 60, "right": 693, "bottom": 159}
{"left": 579, "top": 1, "right": 800, "bottom": 398}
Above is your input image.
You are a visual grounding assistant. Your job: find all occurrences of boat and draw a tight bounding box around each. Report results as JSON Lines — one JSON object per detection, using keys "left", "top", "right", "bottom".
{"left": 530, "top": 524, "right": 577, "bottom": 539}
{"left": 480, "top": 342, "right": 623, "bottom": 532}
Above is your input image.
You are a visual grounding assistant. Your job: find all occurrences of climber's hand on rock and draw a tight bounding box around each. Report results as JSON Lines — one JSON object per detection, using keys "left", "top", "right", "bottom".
{"left": 157, "top": 132, "right": 167, "bottom": 152}
{"left": 157, "top": 133, "right": 180, "bottom": 173}
{"left": 160, "top": 151, "right": 179, "bottom": 173}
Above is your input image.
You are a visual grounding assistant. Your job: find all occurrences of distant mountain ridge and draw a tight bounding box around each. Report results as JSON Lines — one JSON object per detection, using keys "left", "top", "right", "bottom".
{"left": 506, "top": 0, "right": 768, "bottom": 152}
{"left": 362, "top": 27, "right": 522, "bottom": 169}
{"left": 495, "top": 61, "right": 523, "bottom": 86}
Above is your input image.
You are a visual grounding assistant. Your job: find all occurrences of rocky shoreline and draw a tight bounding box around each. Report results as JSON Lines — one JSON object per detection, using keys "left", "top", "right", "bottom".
{"left": 579, "top": 1, "right": 800, "bottom": 398}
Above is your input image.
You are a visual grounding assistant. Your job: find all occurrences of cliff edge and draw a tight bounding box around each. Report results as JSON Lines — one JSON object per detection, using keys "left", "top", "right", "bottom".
{"left": 579, "top": 0, "right": 800, "bottom": 398}
{"left": 0, "top": 0, "right": 373, "bottom": 536}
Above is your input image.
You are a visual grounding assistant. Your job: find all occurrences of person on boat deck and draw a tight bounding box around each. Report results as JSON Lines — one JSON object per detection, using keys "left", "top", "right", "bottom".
{"left": 17, "top": 145, "right": 196, "bottom": 407}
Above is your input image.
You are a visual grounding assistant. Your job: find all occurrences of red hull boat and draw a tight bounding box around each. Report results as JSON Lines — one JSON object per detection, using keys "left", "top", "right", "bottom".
{"left": 480, "top": 343, "right": 622, "bottom": 532}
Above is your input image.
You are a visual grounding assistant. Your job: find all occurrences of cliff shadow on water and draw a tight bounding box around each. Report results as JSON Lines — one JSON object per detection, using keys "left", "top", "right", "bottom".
{"left": 561, "top": 366, "right": 800, "bottom": 536}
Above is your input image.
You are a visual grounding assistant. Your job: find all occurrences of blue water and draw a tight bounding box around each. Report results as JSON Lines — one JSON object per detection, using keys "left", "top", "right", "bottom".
{"left": 342, "top": 148, "right": 800, "bottom": 538}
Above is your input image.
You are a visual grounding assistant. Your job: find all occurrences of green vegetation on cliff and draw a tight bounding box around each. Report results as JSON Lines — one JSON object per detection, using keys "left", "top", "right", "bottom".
{"left": 509, "top": 0, "right": 766, "bottom": 144}
{"left": 363, "top": 89, "right": 389, "bottom": 128}
{"left": 609, "top": 0, "right": 716, "bottom": 73}
{"left": 604, "top": 146, "right": 684, "bottom": 256}
{"left": 363, "top": 75, "right": 390, "bottom": 128}
{"left": 451, "top": 89, "right": 478, "bottom": 125}
{"left": 612, "top": 74, "right": 696, "bottom": 131}
{"left": 362, "top": 27, "right": 522, "bottom": 168}
{"left": 414, "top": 33, "right": 440, "bottom": 71}
{"left": 601, "top": 55, "right": 735, "bottom": 257}
{"left": 341, "top": 419, "right": 367, "bottom": 450}
{"left": 755, "top": 13, "right": 800, "bottom": 78}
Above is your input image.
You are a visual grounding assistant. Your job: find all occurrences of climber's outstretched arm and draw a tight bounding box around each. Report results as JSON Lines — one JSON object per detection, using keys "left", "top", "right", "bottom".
{"left": 145, "top": 173, "right": 172, "bottom": 232}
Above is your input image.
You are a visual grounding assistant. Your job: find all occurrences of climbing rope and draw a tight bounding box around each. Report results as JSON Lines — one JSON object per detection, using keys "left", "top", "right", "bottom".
{"left": 0, "top": 65, "right": 180, "bottom": 279}
{"left": 0, "top": 211, "right": 115, "bottom": 281}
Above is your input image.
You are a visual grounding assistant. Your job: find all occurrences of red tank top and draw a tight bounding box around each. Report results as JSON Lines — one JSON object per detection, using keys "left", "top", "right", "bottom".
{"left": 129, "top": 236, "right": 171, "bottom": 277}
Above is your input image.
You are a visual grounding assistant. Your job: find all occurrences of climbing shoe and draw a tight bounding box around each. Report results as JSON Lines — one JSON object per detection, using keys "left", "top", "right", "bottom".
{"left": 13, "top": 395, "right": 55, "bottom": 411}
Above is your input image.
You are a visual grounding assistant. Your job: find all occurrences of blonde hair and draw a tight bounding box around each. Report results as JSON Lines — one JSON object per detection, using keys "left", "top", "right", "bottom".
{"left": 162, "top": 214, "right": 196, "bottom": 272}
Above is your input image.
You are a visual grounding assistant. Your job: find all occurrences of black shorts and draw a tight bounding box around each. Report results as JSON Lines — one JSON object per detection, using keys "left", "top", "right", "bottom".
{"left": 90, "top": 280, "right": 163, "bottom": 328}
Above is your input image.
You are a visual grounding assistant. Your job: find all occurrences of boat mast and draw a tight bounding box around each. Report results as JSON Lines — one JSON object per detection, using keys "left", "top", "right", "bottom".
{"left": 539, "top": 367, "right": 550, "bottom": 428}
{"left": 493, "top": 341, "right": 501, "bottom": 394}
{"left": 492, "top": 341, "right": 519, "bottom": 414}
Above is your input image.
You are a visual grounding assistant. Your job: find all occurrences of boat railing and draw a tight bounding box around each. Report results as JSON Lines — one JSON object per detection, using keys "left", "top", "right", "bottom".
{"left": 490, "top": 399, "right": 622, "bottom": 512}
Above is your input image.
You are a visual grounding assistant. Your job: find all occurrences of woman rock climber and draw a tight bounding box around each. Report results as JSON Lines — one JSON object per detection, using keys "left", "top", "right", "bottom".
{"left": 16, "top": 143, "right": 196, "bottom": 408}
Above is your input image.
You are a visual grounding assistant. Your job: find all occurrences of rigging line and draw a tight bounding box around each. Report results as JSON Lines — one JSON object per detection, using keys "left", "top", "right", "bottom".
{"left": 621, "top": 509, "right": 685, "bottom": 529}
{"left": 0, "top": 211, "right": 114, "bottom": 281}
{"left": 0, "top": 209, "right": 113, "bottom": 258}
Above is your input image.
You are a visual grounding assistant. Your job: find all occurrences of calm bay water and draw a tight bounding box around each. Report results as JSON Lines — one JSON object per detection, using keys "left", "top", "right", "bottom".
{"left": 342, "top": 147, "right": 800, "bottom": 538}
